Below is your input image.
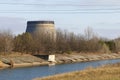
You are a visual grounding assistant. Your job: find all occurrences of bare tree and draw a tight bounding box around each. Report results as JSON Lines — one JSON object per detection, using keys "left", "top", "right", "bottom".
{"left": 0, "top": 30, "right": 14, "bottom": 54}
{"left": 114, "top": 39, "right": 120, "bottom": 52}
{"left": 84, "top": 27, "right": 95, "bottom": 41}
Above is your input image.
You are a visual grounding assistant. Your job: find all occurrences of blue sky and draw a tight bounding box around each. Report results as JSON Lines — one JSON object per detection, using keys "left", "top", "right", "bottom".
{"left": 0, "top": 0, "right": 120, "bottom": 39}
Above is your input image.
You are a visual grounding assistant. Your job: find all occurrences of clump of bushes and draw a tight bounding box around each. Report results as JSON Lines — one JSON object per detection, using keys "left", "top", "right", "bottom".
{"left": 0, "top": 28, "right": 120, "bottom": 55}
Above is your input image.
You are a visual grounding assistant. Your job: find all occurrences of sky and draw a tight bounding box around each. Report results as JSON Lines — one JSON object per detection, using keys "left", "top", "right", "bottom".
{"left": 0, "top": 0, "right": 120, "bottom": 39}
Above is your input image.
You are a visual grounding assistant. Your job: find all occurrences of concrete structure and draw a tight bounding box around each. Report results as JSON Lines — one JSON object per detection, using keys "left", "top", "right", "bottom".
{"left": 26, "top": 21, "right": 56, "bottom": 40}
{"left": 0, "top": 61, "right": 3, "bottom": 68}
{"left": 48, "top": 55, "right": 55, "bottom": 62}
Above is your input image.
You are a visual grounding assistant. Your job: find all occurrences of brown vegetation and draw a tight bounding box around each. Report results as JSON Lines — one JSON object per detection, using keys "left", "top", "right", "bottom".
{"left": 34, "top": 63, "right": 120, "bottom": 80}
{"left": 0, "top": 28, "right": 120, "bottom": 55}
{"left": 0, "top": 30, "right": 13, "bottom": 54}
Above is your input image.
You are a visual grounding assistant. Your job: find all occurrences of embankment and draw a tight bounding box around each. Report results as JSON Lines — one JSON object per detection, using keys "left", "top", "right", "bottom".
{"left": 0, "top": 53, "right": 120, "bottom": 69}
{"left": 55, "top": 53, "right": 120, "bottom": 64}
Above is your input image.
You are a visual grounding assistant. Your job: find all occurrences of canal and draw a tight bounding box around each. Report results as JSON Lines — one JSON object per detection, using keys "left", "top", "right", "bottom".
{"left": 0, "top": 59, "right": 120, "bottom": 80}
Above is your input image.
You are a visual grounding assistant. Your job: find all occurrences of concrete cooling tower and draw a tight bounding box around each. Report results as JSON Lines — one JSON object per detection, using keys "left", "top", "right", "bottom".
{"left": 26, "top": 21, "right": 56, "bottom": 40}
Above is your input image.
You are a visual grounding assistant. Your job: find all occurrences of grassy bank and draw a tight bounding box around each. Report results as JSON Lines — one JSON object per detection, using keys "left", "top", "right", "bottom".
{"left": 34, "top": 63, "right": 120, "bottom": 80}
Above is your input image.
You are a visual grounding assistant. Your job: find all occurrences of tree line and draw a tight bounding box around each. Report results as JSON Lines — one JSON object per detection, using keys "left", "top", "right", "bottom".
{"left": 0, "top": 27, "right": 120, "bottom": 55}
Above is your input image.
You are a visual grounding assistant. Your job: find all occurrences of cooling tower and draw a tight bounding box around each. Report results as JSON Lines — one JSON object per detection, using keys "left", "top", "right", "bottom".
{"left": 26, "top": 21, "right": 56, "bottom": 40}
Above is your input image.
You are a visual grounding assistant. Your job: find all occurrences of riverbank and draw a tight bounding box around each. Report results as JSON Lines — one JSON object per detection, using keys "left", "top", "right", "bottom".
{"left": 0, "top": 53, "right": 120, "bottom": 69}
{"left": 0, "top": 53, "right": 49, "bottom": 69}
{"left": 55, "top": 53, "right": 120, "bottom": 64}
{"left": 34, "top": 63, "right": 120, "bottom": 80}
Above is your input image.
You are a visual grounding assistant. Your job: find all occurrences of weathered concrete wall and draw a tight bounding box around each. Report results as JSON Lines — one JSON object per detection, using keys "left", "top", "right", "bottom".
{"left": 26, "top": 21, "right": 56, "bottom": 40}
{"left": 48, "top": 55, "right": 55, "bottom": 62}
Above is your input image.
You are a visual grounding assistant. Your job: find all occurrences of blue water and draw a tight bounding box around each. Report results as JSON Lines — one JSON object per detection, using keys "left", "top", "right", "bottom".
{"left": 0, "top": 59, "right": 120, "bottom": 80}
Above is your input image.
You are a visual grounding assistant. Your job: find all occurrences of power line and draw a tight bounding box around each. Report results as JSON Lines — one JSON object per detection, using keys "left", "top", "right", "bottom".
{"left": 0, "top": 3, "right": 119, "bottom": 7}
{"left": 1, "top": 8, "right": 120, "bottom": 11}
{"left": 0, "top": 7, "right": 120, "bottom": 13}
{"left": 1, "top": 7, "right": 120, "bottom": 13}
{"left": 1, "top": 3, "right": 120, "bottom": 11}
{"left": 0, "top": 3, "right": 120, "bottom": 14}
{"left": 0, "top": 11, "right": 120, "bottom": 14}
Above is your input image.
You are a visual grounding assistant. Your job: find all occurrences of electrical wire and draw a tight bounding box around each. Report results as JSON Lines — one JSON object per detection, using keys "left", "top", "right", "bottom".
{"left": 0, "top": 3, "right": 119, "bottom": 7}
{"left": 0, "top": 11, "right": 120, "bottom": 14}
{"left": 0, "top": 2, "right": 120, "bottom": 13}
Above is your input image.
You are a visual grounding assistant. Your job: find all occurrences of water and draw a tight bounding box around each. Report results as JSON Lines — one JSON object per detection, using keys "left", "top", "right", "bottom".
{"left": 0, "top": 59, "right": 120, "bottom": 80}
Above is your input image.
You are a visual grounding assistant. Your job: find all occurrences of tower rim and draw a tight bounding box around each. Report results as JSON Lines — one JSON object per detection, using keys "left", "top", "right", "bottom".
{"left": 27, "top": 21, "right": 54, "bottom": 24}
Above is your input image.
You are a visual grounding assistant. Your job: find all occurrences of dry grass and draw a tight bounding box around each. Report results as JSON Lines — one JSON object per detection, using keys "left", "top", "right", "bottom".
{"left": 34, "top": 63, "right": 120, "bottom": 80}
